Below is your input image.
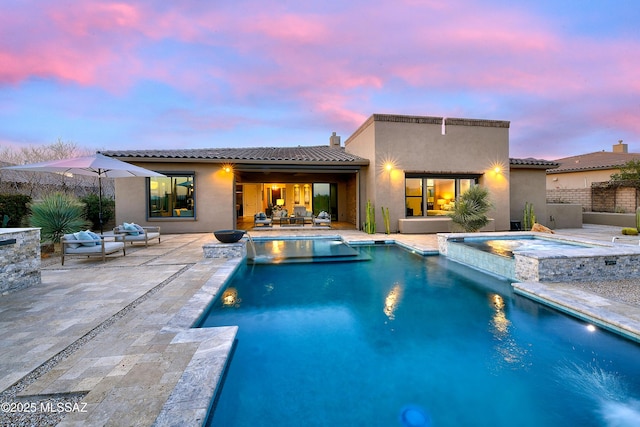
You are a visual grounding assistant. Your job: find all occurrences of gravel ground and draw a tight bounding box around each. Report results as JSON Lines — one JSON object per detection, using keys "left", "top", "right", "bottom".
{"left": 1, "top": 394, "right": 87, "bottom": 427}
{"left": 574, "top": 279, "right": 640, "bottom": 306}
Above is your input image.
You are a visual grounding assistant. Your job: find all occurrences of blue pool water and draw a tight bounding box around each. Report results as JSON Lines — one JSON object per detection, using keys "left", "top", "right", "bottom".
{"left": 198, "top": 245, "right": 640, "bottom": 427}
{"left": 248, "top": 238, "right": 370, "bottom": 264}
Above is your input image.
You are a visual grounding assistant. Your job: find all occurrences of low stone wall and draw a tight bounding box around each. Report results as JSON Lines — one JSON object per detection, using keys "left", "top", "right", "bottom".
{"left": 202, "top": 241, "right": 246, "bottom": 259}
{"left": 400, "top": 218, "right": 495, "bottom": 234}
{"left": 547, "top": 204, "right": 582, "bottom": 229}
{"left": 0, "top": 228, "right": 41, "bottom": 294}
{"left": 583, "top": 212, "right": 635, "bottom": 228}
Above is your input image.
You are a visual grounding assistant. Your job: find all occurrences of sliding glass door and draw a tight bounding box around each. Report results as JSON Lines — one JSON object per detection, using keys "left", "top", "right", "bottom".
{"left": 313, "top": 183, "right": 337, "bottom": 220}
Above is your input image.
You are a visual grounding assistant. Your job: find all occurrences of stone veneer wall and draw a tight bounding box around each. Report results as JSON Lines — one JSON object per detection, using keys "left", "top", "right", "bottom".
{"left": 0, "top": 228, "right": 41, "bottom": 294}
{"left": 439, "top": 231, "right": 640, "bottom": 284}
{"left": 515, "top": 252, "right": 640, "bottom": 283}
{"left": 202, "top": 241, "right": 247, "bottom": 259}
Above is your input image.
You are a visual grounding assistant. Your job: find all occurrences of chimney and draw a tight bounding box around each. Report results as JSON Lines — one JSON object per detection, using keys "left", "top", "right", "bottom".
{"left": 613, "top": 140, "right": 628, "bottom": 153}
{"left": 329, "top": 132, "right": 341, "bottom": 148}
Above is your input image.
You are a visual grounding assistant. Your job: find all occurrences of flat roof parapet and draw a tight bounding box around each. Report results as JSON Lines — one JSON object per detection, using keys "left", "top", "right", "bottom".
{"left": 371, "top": 113, "right": 510, "bottom": 128}
{"left": 345, "top": 113, "right": 510, "bottom": 145}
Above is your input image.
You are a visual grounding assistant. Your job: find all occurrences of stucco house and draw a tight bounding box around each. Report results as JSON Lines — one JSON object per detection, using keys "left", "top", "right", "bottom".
{"left": 101, "top": 113, "right": 554, "bottom": 233}
{"left": 547, "top": 141, "right": 640, "bottom": 213}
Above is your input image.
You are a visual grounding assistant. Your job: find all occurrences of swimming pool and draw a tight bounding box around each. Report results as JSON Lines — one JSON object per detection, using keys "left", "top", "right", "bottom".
{"left": 198, "top": 245, "right": 640, "bottom": 427}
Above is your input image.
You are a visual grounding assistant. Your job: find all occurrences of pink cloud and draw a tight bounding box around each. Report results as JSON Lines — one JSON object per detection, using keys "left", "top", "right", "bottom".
{"left": 0, "top": 0, "right": 639, "bottom": 152}
{"left": 49, "top": 2, "right": 141, "bottom": 36}
{"left": 244, "top": 13, "right": 329, "bottom": 44}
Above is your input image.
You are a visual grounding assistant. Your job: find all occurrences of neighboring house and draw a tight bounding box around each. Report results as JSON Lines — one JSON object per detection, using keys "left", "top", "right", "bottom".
{"left": 102, "top": 113, "right": 552, "bottom": 234}
{"left": 547, "top": 141, "right": 640, "bottom": 212}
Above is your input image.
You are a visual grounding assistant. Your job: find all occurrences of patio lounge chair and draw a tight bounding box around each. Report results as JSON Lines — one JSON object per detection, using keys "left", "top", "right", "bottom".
{"left": 61, "top": 231, "right": 126, "bottom": 265}
{"left": 254, "top": 212, "right": 272, "bottom": 228}
{"left": 113, "top": 223, "right": 161, "bottom": 247}
{"left": 313, "top": 211, "right": 331, "bottom": 227}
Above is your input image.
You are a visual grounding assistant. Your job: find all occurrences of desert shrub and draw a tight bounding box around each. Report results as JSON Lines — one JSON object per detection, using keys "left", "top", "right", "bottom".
{"left": 28, "top": 193, "right": 91, "bottom": 243}
{"left": 81, "top": 193, "right": 114, "bottom": 230}
{"left": 0, "top": 194, "right": 32, "bottom": 226}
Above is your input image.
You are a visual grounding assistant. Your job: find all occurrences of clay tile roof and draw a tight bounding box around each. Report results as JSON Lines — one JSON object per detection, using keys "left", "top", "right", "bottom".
{"left": 510, "top": 158, "right": 559, "bottom": 169}
{"left": 548, "top": 151, "right": 640, "bottom": 174}
{"left": 100, "top": 146, "right": 369, "bottom": 164}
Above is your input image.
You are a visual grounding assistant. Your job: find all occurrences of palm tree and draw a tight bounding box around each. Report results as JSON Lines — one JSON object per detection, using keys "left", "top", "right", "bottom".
{"left": 449, "top": 186, "right": 493, "bottom": 232}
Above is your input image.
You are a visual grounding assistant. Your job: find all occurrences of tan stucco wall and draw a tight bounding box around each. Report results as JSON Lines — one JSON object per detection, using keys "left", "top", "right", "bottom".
{"left": 115, "top": 162, "right": 234, "bottom": 233}
{"left": 346, "top": 116, "right": 510, "bottom": 232}
{"left": 510, "top": 168, "right": 549, "bottom": 227}
{"left": 343, "top": 120, "right": 376, "bottom": 230}
{"left": 546, "top": 169, "right": 617, "bottom": 189}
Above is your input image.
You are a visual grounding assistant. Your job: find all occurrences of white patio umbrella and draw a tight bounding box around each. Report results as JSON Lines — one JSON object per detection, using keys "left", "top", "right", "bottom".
{"left": 1, "top": 153, "right": 165, "bottom": 233}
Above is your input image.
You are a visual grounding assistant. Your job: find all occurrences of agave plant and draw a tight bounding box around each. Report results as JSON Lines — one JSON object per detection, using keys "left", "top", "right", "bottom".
{"left": 448, "top": 186, "right": 493, "bottom": 232}
{"left": 28, "top": 192, "right": 92, "bottom": 243}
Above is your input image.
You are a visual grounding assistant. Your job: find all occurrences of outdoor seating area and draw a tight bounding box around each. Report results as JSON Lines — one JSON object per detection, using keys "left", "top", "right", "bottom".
{"left": 113, "top": 223, "right": 161, "bottom": 247}
{"left": 59, "top": 224, "right": 161, "bottom": 265}
{"left": 61, "top": 231, "right": 126, "bottom": 265}
{"left": 252, "top": 209, "right": 331, "bottom": 229}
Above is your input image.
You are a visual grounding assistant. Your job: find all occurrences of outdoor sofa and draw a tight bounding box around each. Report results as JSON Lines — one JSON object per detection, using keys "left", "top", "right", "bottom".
{"left": 61, "top": 231, "right": 126, "bottom": 265}
{"left": 293, "top": 206, "right": 314, "bottom": 224}
{"left": 113, "top": 223, "right": 161, "bottom": 247}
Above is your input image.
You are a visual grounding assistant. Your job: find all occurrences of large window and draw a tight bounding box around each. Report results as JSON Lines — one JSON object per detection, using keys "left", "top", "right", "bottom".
{"left": 405, "top": 175, "right": 478, "bottom": 217}
{"left": 148, "top": 173, "right": 195, "bottom": 218}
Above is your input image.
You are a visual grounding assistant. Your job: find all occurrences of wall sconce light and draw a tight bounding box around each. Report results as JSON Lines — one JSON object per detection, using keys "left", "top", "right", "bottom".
{"left": 222, "top": 163, "right": 233, "bottom": 173}
{"left": 379, "top": 156, "right": 398, "bottom": 176}
{"left": 304, "top": 184, "right": 310, "bottom": 204}
{"left": 489, "top": 161, "right": 506, "bottom": 177}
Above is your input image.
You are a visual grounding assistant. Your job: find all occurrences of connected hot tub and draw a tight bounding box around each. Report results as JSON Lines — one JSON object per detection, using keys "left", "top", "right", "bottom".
{"left": 438, "top": 231, "right": 640, "bottom": 282}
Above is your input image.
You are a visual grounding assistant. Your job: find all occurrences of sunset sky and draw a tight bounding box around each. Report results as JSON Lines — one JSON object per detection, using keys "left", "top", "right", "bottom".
{"left": 1, "top": 0, "right": 638, "bottom": 159}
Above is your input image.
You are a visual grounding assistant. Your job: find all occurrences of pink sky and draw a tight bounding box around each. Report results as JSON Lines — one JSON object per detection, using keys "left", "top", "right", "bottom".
{"left": 1, "top": 0, "right": 639, "bottom": 159}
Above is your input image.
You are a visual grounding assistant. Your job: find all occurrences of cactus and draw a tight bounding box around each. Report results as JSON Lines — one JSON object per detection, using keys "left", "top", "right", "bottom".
{"left": 364, "top": 200, "right": 376, "bottom": 234}
{"left": 636, "top": 207, "right": 640, "bottom": 232}
{"left": 523, "top": 202, "right": 536, "bottom": 231}
{"left": 381, "top": 206, "right": 390, "bottom": 234}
